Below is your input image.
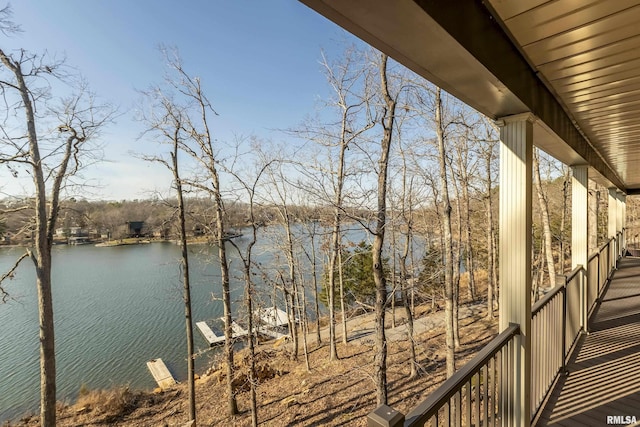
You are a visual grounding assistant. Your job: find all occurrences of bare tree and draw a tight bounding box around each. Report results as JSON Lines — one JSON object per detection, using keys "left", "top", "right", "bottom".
{"left": 156, "top": 47, "right": 238, "bottom": 415}
{"left": 138, "top": 87, "right": 197, "bottom": 424}
{"left": 292, "top": 46, "right": 375, "bottom": 360}
{"left": 226, "top": 152, "right": 272, "bottom": 427}
{"left": 261, "top": 154, "right": 303, "bottom": 360}
{"left": 0, "top": 18, "right": 113, "bottom": 425}
{"left": 396, "top": 133, "right": 418, "bottom": 378}
{"left": 477, "top": 121, "right": 499, "bottom": 319}
{"left": 412, "top": 84, "right": 458, "bottom": 377}
{"left": 371, "top": 52, "right": 402, "bottom": 405}
{"left": 533, "top": 149, "right": 556, "bottom": 291}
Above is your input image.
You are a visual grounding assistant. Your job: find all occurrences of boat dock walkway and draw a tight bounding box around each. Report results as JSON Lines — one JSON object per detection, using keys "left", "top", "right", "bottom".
{"left": 146, "top": 358, "right": 176, "bottom": 390}
{"left": 196, "top": 307, "right": 294, "bottom": 345}
{"left": 196, "top": 318, "right": 249, "bottom": 346}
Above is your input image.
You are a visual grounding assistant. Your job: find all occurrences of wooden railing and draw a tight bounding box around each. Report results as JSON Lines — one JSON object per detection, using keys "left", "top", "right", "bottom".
{"left": 368, "top": 231, "right": 624, "bottom": 427}
{"left": 368, "top": 324, "right": 521, "bottom": 427}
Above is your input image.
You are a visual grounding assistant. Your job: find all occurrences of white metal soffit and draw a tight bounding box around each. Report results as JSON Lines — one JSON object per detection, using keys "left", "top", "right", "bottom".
{"left": 487, "top": 0, "right": 640, "bottom": 192}
{"left": 299, "top": 0, "right": 640, "bottom": 193}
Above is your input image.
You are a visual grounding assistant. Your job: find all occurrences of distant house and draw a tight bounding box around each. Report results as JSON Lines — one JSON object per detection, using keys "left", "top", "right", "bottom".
{"left": 192, "top": 225, "right": 205, "bottom": 237}
{"left": 55, "top": 226, "right": 88, "bottom": 239}
{"left": 125, "top": 221, "right": 145, "bottom": 238}
{"left": 69, "top": 226, "right": 87, "bottom": 237}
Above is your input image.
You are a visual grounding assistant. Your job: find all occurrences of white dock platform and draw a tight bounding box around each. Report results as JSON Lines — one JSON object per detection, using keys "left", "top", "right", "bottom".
{"left": 196, "top": 321, "right": 225, "bottom": 345}
{"left": 225, "top": 318, "right": 249, "bottom": 338}
{"left": 257, "top": 306, "right": 291, "bottom": 327}
{"left": 196, "top": 319, "right": 248, "bottom": 346}
{"left": 146, "top": 358, "right": 176, "bottom": 390}
{"left": 256, "top": 325, "right": 288, "bottom": 339}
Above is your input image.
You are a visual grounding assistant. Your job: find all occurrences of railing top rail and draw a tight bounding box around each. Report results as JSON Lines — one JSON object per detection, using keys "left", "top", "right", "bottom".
{"left": 565, "top": 265, "right": 583, "bottom": 284}
{"left": 404, "top": 324, "right": 521, "bottom": 426}
{"left": 532, "top": 282, "right": 564, "bottom": 316}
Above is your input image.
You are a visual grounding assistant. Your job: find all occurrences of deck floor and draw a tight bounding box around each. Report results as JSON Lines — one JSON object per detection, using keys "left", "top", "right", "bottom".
{"left": 537, "top": 257, "right": 640, "bottom": 426}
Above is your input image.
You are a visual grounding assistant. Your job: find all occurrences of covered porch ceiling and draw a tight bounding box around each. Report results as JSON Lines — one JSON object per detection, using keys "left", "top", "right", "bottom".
{"left": 300, "top": 0, "right": 640, "bottom": 195}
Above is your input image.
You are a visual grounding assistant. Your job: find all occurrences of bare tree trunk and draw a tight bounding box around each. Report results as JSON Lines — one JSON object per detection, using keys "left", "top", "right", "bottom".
{"left": 338, "top": 245, "right": 348, "bottom": 344}
{"left": 309, "top": 228, "right": 322, "bottom": 345}
{"left": 172, "top": 144, "right": 197, "bottom": 425}
{"left": 297, "top": 263, "right": 311, "bottom": 371}
{"left": 328, "top": 225, "right": 340, "bottom": 360}
{"left": 213, "top": 172, "right": 237, "bottom": 416}
{"left": 245, "top": 280, "right": 258, "bottom": 427}
{"left": 283, "top": 211, "right": 299, "bottom": 360}
{"left": 454, "top": 138, "right": 476, "bottom": 301}
{"left": 434, "top": 87, "right": 456, "bottom": 378}
{"left": 485, "top": 197, "right": 495, "bottom": 319}
{"left": 9, "top": 56, "right": 58, "bottom": 427}
{"left": 559, "top": 166, "right": 571, "bottom": 273}
{"left": 492, "top": 226, "right": 499, "bottom": 308}
{"left": 588, "top": 180, "right": 599, "bottom": 255}
{"left": 480, "top": 127, "right": 498, "bottom": 319}
{"left": 0, "top": 48, "right": 108, "bottom": 427}
{"left": 372, "top": 53, "right": 396, "bottom": 405}
{"left": 399, "top": 197, "right": 417, "bottom": 377}
{"left": 533, "top": 150, "right": 556, "bottom": 289}
{"left": 452, "top": 192, "right": 462, "bottom": 349}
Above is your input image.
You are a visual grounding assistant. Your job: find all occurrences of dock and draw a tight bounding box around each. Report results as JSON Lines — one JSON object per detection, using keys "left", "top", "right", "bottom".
{"left": 196, "top": 318, "right": 248, "bottom": 346}
{"left": 227, "top": 318, "right": 249, "bottom": 338}
{"left": 257, "top": 306, "right": 292, "bottom": 327}
{"left": 254, "top": 306, "right": 293, "bottom": 340}
{"left": 196, "top": 321, "right": 225, "bottom": 345}
{"left": 146, "top": 358, "right": 176, "bottom": 390}
{"left": 256, "top": 325, "right": 288, "bottom": 339}
{"left": 196, "top": 309, "right": 293, "bottom": 345}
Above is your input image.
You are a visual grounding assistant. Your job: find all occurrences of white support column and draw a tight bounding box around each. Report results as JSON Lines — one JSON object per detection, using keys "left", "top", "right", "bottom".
{"left": 498, "top": 113, "right": 532, "bottom": 427}
{"left": 617, "top": 191, "right": 623, "bottom": 236}
{"left": 621, "top": 193, "right": 627, "bottom": 250}
{"left": 572, "top": 166, "right": 588, "bottom": 332}
{"left": 608, "top": 188, "right": 618, "bottom": 239}
{"left": 617, "top": 192, "right": 626, "bottom": 253}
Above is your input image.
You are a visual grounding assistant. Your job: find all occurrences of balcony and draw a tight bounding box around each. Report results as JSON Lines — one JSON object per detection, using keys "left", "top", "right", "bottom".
{"left": 367, "top": 233, "right": 638, "bottom": 426}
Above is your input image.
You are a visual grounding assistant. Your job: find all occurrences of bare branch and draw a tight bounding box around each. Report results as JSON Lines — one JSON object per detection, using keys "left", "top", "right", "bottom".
{"left": 0, "top": 251, "right": 29, "bottom": 302}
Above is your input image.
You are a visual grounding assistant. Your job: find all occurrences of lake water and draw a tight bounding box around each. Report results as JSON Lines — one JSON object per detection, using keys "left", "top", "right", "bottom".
{"left": 0, "top": 223, "right": 420, "bottom": 422}
{"left": 0, "top": 240, "right": 265, "bottom": 422}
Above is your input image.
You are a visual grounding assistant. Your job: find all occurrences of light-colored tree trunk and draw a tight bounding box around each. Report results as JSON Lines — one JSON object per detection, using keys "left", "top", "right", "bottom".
{"left": 485, "top": 195, "right": 495, "bottom": 319}
{"left": 434, "top": 87, "right": 456, "bottom": 378}
{"left": 588, "top": 180, "right": 599, "bottom": 255}
{"left": 399, "top": 169, "right": 417, "bottom": 378}
{"left": 372, "top": 53, "right": 396, "bottom": 405}
{"left": 559, "top": 166, "right": 571, "bottom": 273}
{"left": 390, "top": 218, "right": 397, "bottom": 328}
{"left": 533, "top": 149, "right": 556, "bottom": 289}
{"left": 160, "top": 55, "right": 238, "bottom": 415}
{"left": 338, "top": 245, "right": 348, "bottom": 344}
{"left": 454, "top": 139, "right": 477, "bottom": 301}
{"left": 452, "top": 188, "right": 462, "bottom": 349}
{"left": 1, "top": 47, "right": 110, "bottom": 426}
{"left": 171, "top": 143, "right": 197, "bottom": 425}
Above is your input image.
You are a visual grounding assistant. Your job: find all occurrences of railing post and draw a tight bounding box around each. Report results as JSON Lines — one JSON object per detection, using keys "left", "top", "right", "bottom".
{"left": 367, "top": 404, "right": 405, "bottom": 427}
{"left": 581, "top": 267, "right": 589, "bottom": 334}
{"left": 560, "top": 276, "right": 567, "bottom": 374}
{"left": 596, "top": 251, "right": 601, "bottom": 300}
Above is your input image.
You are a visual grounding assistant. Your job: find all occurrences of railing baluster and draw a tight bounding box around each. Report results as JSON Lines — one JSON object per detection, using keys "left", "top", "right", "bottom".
{"left": 475, "top": 371, "right": 481, "bottom": 427}
{"left": 444, "top": 401, "right": 450, "bottom": 426}
{"left": 454, "top": 390, "right": 461, "bottom": 427}
{"left": 482, "top": 364, "right": 488, "bottom": 427}
{"left": 465, "top": 381, "right": 471, "bottom": 427}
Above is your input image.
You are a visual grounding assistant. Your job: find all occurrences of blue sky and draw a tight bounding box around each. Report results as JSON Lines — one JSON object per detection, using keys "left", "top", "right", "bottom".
{"left": 1, "top": 1, "right": 363, "bottom": 200}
